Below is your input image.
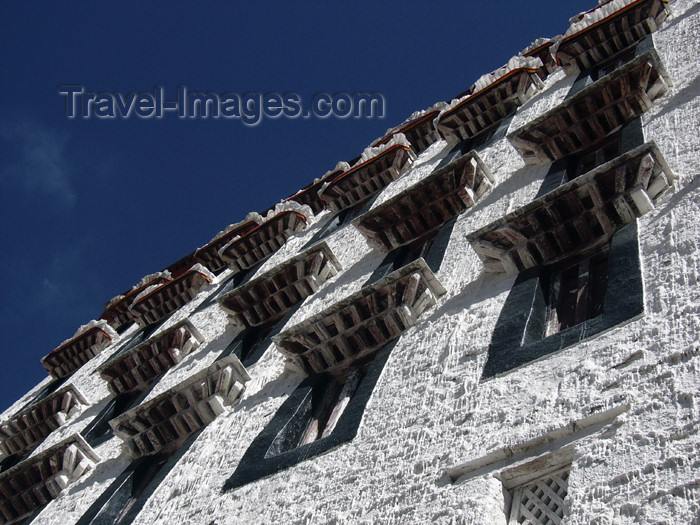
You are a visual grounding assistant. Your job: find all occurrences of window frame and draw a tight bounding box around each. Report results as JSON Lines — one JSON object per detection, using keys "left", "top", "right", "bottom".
{"left": 224, "top": 338, "right": 398, "bottom": 490}
{"left": 482, "top": 220, "right": 643, "bottom": 379}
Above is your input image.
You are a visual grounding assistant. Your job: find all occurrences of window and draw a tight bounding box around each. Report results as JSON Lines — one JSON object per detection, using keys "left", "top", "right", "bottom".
{"left": 227, "top": 259, "right": 445, "bottom": 489}
{"left": 218, "top": 323, "right": 273, "bottom": 364}
{"left": 218, "top": 242, "right": 341, "bottom": 331}
{"left": 77, "top": 357, "right": 249, "bottom": 525}
{"left": 436, "top": 56, "right": 542, "bottom": 145}
{"left": 317, "top": 141, "right": 415, "bottom": 214}
{"left": 545, "top": 249, "right": 609, "bottom": 336}
{"left": 354, "top": 149, "right": 492, "bottom": 255}
{"left": 437, "top": 112, "right": 515, "bottom": 171}
{"left": 533, "top": 118, "right": 642, "bottom": 199}
{"left": 566, "top": 132, "right": 621, "bottom": 181}
{"left": 505, "top": 465, "right": 571, "bottom": 525}
{"left": 268, "top": 369, "right": 363, "bottom": 455}
{"left": 75, "top": 452, "right": 171, "bottom": 525}
{"left": 510, "top": 48, "right": 668, "bottom": 165}
{"left": 556, "top": 0, "right": 669, "bottom": 75}
{"left": 471, "top": 138, "right": 674, "bottom": 377}
{"left": 0, "top": 435, "right": 100, "bottom": 524}
{"left": 302, "top": 198, "right": 369, "bottom": 250}
{"left": 224, "top": 340, "right": 398, "bottom": 491}
{"left": 81, "top": 391, "right": 141, "bottom": 448}
{"left": 482, "top": 221, "right": 643, "bottom": 378}
{"left": 364, "top": 218, "right": 455, "bottom": 286}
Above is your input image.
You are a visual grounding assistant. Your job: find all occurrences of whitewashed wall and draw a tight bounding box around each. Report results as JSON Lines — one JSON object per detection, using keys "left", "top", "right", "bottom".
{"left": 3, "top": 1, "right": 699, "bottom": 523}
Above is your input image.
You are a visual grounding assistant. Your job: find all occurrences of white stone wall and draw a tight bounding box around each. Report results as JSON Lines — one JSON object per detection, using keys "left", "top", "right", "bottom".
{"left": 2, "top": 1, "right": 699, "bottom": 523}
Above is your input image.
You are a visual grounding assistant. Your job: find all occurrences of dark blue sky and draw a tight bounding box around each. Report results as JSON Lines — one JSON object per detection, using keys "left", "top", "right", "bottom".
{"left": 0, "top": 1, "right": 592, "bottom": 412}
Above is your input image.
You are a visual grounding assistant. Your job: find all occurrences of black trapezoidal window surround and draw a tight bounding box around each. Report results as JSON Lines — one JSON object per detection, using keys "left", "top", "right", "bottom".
{"left": 217, "top": 298, "right": 307, "bottom": 367}
{"left": 363, "top": 216, "right": 456, "bottom": 287}
{"left": 534, "top": 117, "right": 644, "bottom": 199}
{"left": 223, "top": 338, "right": 398, "bottom": 490}
{"left": 75, "top": 428, "right": 204, "bottom": 525}
{"left": 482, "top": 221, "right": 643, "bottom": 379}
{"left": 80, "top": 391, "right": 143, "bottom": 448}
{"left": 191, "top": 263, "right": 258, "bottom": 316}
{"left": 565, "top": 36, "right": 655, "bottom": 100}
{"left": 301, "top": 195, "right": 376, "bottom": 251}
{"left": 436, "top": 111, "right": 516, "bottom": 172}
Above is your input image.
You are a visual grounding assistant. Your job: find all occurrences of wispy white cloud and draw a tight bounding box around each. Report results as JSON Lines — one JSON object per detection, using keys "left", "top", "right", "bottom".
{"left": 0, "top": 119, "right": 76, "bottom": 207}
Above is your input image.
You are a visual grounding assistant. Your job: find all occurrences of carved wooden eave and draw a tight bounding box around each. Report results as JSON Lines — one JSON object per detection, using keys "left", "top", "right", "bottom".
{"left": 98, "top": 321, "right": 204, "bottom": 397}
{"left": 467, "top": 142, "right": 674, "bottom": 275}
{"left": 522, "top": 39, "right": 558, "bottom": 80}
{"left": 284, "top": 174, "right": 338, "bottom": 215}
{"left": 0, "top": 385, "right": 89, "bottom": 458}
{"left": 101, "top": 277, "right": 171, "bottom": 331}
{"left": 194, "top": 221, "right": 259, "bottom": 275}
{"left": 219, "top": 242, "right": 342, "bottom": 329}
{"left": 509, "top": 50, "right": 670, "bottom": 165}
{"left": 129, "top": 268, "right": 213, "bottom": 327}
{"left": 353, "top": 151, "right": 494, "bottom": 252}
{"left": 218, "top": 211, "right": 309, "bottom": 273}
{"left": 557, "top": 0, "right": 670, "bottom": 74}
{"left": 41, "top": 326, "right": 115, "bottom": 380}
{"left": 318, "top": 144, "right": 416, "bottom": 214}
{"left": 166, "top": 252, "right": 199, "bottom": 280}
{"left": 373, "top": 111, "right": 442, "bottom": 155}
{"left": 109, "top": 356, "right": 250, "bottom": 459}
{"left": 0, "top": 435, "right": 99, "bottom": 525}
{"left": 273, "top": 259, "right": 446, "bottom": 378}
{"left": 436, "top": 63, "right": 543, "bottom": 144}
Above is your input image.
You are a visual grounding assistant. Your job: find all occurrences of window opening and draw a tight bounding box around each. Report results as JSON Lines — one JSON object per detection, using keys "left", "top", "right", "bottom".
{"left": 302, "top": 199, "right": 367, "bottom": 250}
{"left": 506, "top": 466, "right": 571, "bottom": 525}
{"left": 545, "top": 248, "right": 609, "bottom": 336}
{"left": 364, "top": 225, "right": 447, "bottom": 287}
{"left": 75, "top": 453, "right": 170, "bottom": 525}
{"left": 80, "top": 391, "right": 141, "bottom": 448}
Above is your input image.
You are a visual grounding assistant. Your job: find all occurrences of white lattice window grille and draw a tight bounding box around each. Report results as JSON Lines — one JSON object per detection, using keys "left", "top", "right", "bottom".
{"left": 506, "top": 466, "right": 571, "bottom": 525}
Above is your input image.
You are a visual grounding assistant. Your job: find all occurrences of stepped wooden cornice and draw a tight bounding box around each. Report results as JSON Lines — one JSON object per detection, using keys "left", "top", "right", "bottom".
{"left": 468, "top": 142, "right": 674, "bottom": 274}
{"left": 283, "top": 171, "right": 342, "bottom": 215}
{"left": 0, "top": 385, "right": 89, "bottom": 458}
{"left": 41, "top": 324, "right": 116, "bottom": 380}
{"left": 109, "top": 356, "right": 249, "bottom": 459}
{"left": 318, "top": 144, "right": 416, "bottom": 214}
{"left": 165, "top": 253, "right": 199, "bottom": 281}
{"left": 129, "top": 267, "right": 214, "bottom": 327}
{"left": 436, "top": 58, "right": 543, "bottom": 144}
{"left": 98, "top": 321, "right": 204, "bottom": 397}
{"left": 194, "top": 221, "right": 259, "bottom": 275}
{"left": 274, "top": 259, "right": 446, "bottom": 378}
{"left": 373, "top": 111, "right": 442, "bottom": 155}
{"left": 557, "top": 0, "right": 670, "bottom": 74}
{"left": 101, "top": 276, "right": 171, "bottom": 331}
{"left": 219, "top": 211, "right": 309, "bottom": 273}
{"left": 522, "top": 38, "right": 558, "bottom": 80}
{"left": 219, "top": 242, "right": 341, "bottom": 329}
{"left": 353, "top": 151, "right": 493, "bottom": 252}
{"left": 509, "top": 50, "right": 670, "bottom": 165}
{"left": 0, "top": 435, "right": 99, "bottom": 525}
